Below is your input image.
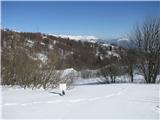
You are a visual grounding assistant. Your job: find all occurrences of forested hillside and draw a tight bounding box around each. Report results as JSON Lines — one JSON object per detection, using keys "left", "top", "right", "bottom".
{"left": 1, "top": 29, "right": 122, "bottom": 87}
{"left": 1, "top": 29, "right": 121, "bottom": 70}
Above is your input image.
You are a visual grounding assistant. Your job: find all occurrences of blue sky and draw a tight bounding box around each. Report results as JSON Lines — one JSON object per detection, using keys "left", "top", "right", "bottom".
{"left": 1, "top": 1, "right": 160, "bottom": 39}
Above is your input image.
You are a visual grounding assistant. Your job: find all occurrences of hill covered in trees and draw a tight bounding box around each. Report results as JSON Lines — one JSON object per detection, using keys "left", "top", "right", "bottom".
{"left": 1, "top": 29, "right": 123, "bottom": 87}
{"left": 1, "top": 29, "right": 121, "bottom": 70}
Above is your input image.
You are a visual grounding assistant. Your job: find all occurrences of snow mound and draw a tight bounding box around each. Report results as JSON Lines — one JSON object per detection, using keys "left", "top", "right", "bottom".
{"left": 62, "top": 68, "right": 77, "bottom": 77}
{"left": 35, "top": 53, "right": 48, "bottom": 63}
{"left": 26, "top": 39, "right": 34, "bottom": 47}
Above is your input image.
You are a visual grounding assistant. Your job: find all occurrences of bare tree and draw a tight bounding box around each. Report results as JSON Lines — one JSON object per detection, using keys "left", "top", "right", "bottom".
{"left": 132, "top": 18, "right": 160, "bottom": 83}
{"left": 99, "top": 57, "right": 122, "bottom": 83}
{"left": 119, "top": 48, "right": 137, "bottom": 82}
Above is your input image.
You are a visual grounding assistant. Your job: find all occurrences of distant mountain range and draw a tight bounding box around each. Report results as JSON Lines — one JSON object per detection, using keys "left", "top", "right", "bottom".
{"left": 2, "top": 28, "right": 132, "bottom": 48}
{"left": 49, "top": 34, "right": 98, "bottom": 43}
{"left": 49, "top": 33, "right": 132, "bottom": 48}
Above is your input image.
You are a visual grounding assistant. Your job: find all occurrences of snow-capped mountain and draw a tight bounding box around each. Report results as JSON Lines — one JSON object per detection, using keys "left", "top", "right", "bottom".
{"left": 2, "top": 28, "right": 130, "bottom": 48}
{"left": 49, "top": 34, "right": 98, "bottom": 43}
{"left": 118, "top": 36, "right": 130, "bottom": 42}
{"left": 106, "top": 36, "right": 132, "bottom": 48}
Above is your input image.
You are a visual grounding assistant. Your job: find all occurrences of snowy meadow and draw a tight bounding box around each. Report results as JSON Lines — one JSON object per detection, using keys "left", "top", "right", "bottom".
{"left": 1, "top": 78, "right": 160, "bottom": 119}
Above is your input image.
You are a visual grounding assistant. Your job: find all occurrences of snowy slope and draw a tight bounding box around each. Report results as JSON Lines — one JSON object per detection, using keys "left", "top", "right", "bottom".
{"left": 1, "top": 83, "right": 159, "bottom": 119}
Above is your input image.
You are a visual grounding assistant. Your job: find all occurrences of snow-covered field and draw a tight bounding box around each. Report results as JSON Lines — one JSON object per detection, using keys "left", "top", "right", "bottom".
{"left": 1, "top": 82, "right": 160, "bottom": 119}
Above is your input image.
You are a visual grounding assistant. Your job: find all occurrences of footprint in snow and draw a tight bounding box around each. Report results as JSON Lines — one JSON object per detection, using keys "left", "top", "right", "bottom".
{"left": 33, "top": 101, "right": 42, "bottom": 104}
{"left": 104, "top": 94, "right": 115, "bottom": 98}
{"left": 69, "top": 99, "right": 86, "bottom": 103}
{"left": 47, "top": 100, "right": 63, "bottom": 103}
{"left": 20, "top": 103, "right": 28, "bottom": 106}
{"left": 87, "top": 97, "right": 101, "bottom": 101}
{"left": 156, "top": 105, "right": 160, "bottom": 112}
{"left": 117, "top": 91, "right": 123, "bottom": 95}
{"left": 4, "top": 103, "right": 18, "bottom": 106}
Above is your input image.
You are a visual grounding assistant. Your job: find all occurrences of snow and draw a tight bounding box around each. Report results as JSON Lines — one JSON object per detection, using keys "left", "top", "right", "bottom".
{"left": 35, "top": 53, "right": 48, "bottom": 63}
{"left": 53, "top": 40, "right": 57, "bottom": 45}
{"left": 27, "top": 39, "right": 34, "bottom": 44}
{"left": 107, "top": 51, "right": 120, "bottom": 58}
{"left": 49, "top": 33, "right": 98, "bottom": 43}
{"left": 1, "top": 82, "right": 159, "bottom": 119}
{"left": 26, "top": 39, "right": 34, "bottom": 47}
{"left": 73, "top": 77, "right": 102, "bottom": 85}
{"left": 48, "top": 44, "right": 53, "bottom": 49}
{"left": 101, "top": 43, "right": 110, "bottom": 47}
{"left": 40, "top": 42, "right": 45, "bottom": 45}
{"left": 118, "top": 36, "right": 130, "bottom": 42}
{"left": 61, "top": 68, "right": 77, "bottom": 77}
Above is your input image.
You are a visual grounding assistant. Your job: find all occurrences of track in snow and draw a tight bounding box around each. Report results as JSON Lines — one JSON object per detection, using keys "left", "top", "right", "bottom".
{"left": 1, "top": 84, "right": 159, "bottom": 119}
